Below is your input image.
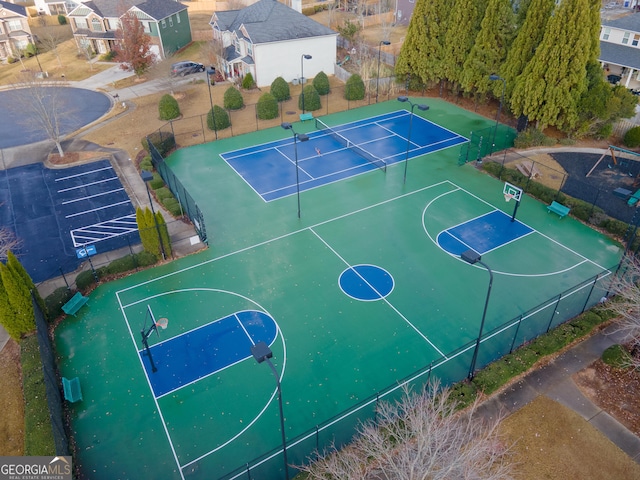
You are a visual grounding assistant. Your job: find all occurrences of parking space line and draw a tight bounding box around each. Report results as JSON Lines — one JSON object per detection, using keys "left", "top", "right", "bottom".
{"left": 58, "top": 176, "right": 120, "bottom": 193}
{"left": 65, "top": 200, "right": 132, "bottom": 218}
{"left": 55, "top": 166, "right": 114, "bottom": 182}
{"left": 62, "top": 188, "right": 125, "bottom": 205}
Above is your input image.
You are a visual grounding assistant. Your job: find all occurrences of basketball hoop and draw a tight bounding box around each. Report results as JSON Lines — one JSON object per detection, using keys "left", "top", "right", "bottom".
{"left": 504, "top": 193, "right": 513, "bottom": 203}
{"left": 155, "top": 318, "right": 169, "bottom": 330}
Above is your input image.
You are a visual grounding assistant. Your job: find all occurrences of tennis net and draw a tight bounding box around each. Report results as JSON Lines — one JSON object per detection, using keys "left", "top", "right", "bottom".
{"left": 315, "top": 118, "right": 387, "bottom": 172}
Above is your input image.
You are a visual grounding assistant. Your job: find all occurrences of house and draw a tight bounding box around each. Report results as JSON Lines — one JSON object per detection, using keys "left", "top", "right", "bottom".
{"left": 210, "top": 0, "right": 337, "bottom": 87}
{"left": 33, "top": 0, "right": 79, "bottom": 16}
{"left": 67, "top": 0, "right": 192, "bottom": 59}
{"left": 600, "top": 13, "right": 640, "bottom": 91}
{"left": 0, "top": 0, "right": 32, "bottom": 62}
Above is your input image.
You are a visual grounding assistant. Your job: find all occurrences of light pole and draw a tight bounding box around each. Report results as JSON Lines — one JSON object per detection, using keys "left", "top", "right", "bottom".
{"left": 206, "top": 66, "right": 218, "bottom": 140}
{"left": 140, "top": 170, "right": 167, "bottom": 260}
{"left": 376, "top": 40, "right": 390, "bottom": 103}
{"left": 281, "top": 122, "right": 309, "bottom": 218}
{"left": 251, "top": 341, "right": 289, "bottom": 480}
{"left": 489, "top": 74, "right": 506, "bottom": 156}
{"left": 300, "top": 54, "right": 312, "bottom": 114}
{"left": 397, "top": 96, "right": 429, "bottom": 183}
{"left": 460, "top": 249, "right": 493, "bottom": 380}
{"left": 28, "top": 34, "right": 43, "bottom": 74}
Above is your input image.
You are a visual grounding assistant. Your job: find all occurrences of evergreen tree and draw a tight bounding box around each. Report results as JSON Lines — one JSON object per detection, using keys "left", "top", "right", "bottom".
{"left": 460, "top": 0, "right": 515, "bottom": 98}
{"left": 510, "top": 0, "right": 593, "bottom": 130}
{"left": 156, "top": 211, "right": 172, "bottom": 259}
{"left": 0, "top": 274, "right": 19, "bottom": 340}
{"left": 136, "top": 207, "right": 153, "bottom": 254}
{"left": 441, "top": 0, "right": 481, "bottom": 91}
{"left": 144, "top": 208, "right": 160, "bottom": 258}
{"left": 500, "top": 0, "right": 555, "bottom": 102}
{"left": 587, "top": 0, "right": 601, "bottom": 62}
{"left": 7, "top": 251, "right": 45, "bottom": 317}
{"left": 395, "top": 0, "right": 451, "bottom": 85}
{"left": 0, "top": 262, "right": 34, "bottom": 338}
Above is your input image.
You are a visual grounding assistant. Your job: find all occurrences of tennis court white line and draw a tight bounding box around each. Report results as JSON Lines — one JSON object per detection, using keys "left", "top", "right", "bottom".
{"left": 57, "top": 176, "right": 120, "bottom": 192}
{"left": 64, "top": 200, "right": 131, "bottom": 218}
{"left": 309, "top": 228, "right": 447, "bottom": 359}
{"left": 61, "top": 187, "right": 125, "bottom": 205}
{"left": 54, "top": 165, "right": 113, "bottom": 182}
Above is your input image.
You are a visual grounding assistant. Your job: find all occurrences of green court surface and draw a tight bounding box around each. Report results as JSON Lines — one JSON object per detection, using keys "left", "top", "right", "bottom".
{"left": 55, "top": 99, "right": 622, "bottom": 480}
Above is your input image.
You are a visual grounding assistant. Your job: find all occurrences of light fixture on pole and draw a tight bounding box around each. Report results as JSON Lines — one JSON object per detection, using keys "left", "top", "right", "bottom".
{"left": 251, "top": 341, "right": 289, "bottom": 480}
{"left": 489, "top": 74, "right": 506, "bottom": 156}
{"left": 300, "top": 54, "right": 312, "bottom": 114}
{"left": 281, "top": 122, "right": 309, "bottom": 218}
{"left": 206, "top": 66, "right": 218, "bottom": 140}
{"left": 460, "top": 249, "right": 493, "bottom": 380}
{"left": 376, "top": 40, "right": 390, "bottom": 103}
{"left": 140, "top": 170, "right": 166, "bottom": 260}
{"left": 397, "top": 96, "right": 429, "bottom": 183}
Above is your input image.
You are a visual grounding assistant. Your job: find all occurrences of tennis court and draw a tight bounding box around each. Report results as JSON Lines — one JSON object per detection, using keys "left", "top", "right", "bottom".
{"left": 55, "top": 99, "right": 623, "bottom": 480}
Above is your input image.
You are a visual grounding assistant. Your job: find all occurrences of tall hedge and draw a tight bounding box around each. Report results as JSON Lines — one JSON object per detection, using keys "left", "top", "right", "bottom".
{"left": 624, "top": 126, "right": 640, "bottom": 148}
{"left": 298, "top": 84, "right": 321, "bottom": 112}
{"left": 207, "top": 105, "right": 230, "bottom": 131}
{"left": 158, "top": 94, "right": 180, "bottom": 120}
{"left": 0, "top": 262, "right": 34, "bottom": 339}
{"left": 345, "top": 74, "right": 365, "bottom": 100}
{"left": 313, "top": 71, "right": 331, "bottom": 95}
{"left": 270, "top": 77, "right": 291, "bottom": 101}
{"left": 224, "top": 87, "right": 244, "bottom": 110}
{"left": 156, "top": 211, "right": 172, "bottom": 258}
{"left": 242, "top": 72, "right": 256, "bottom": 89}
{"left": 7, "top": 251, "right": 45, "bottom": 317}
{"left": 257, "top": 93, "right": 279, "bottom": 120}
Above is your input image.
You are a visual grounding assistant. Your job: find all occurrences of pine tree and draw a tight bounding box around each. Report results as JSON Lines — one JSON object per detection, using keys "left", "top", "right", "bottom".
{"left": 441, "top": 0, "right": 481, "bottom": 91}
{"left": 0, "top": 262, "right": 34, "bottom": 338}
{"left": 0, "top": 274, "right": 19, "bottom": 340}
{"left": 156, "top": 211, "right": 172, "bottom": 259}
{"left": 6, "top": 250, "right": 45, "bottom": 317}
{"left": 587, "top": 0, "right": 601, "bottom": 62}
{"left": 510, "top": 0, "right": 593, "bottom": 130}
{"left": 460, "top": 0, "right": 515, "bottom": 98}
{"left": 499, "top": 0, "right": 555, "bottom": 102}
{"left": 144, "top": 208, "right": 160, "bottom": 258}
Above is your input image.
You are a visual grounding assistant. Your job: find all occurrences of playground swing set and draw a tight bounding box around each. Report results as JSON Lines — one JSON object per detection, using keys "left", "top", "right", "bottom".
{"left": 586, "top": 145, "right": 640, "bottom": 206}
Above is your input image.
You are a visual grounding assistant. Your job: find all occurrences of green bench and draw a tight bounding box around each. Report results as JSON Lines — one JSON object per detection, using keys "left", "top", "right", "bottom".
{"left": 547, "top": 201, "right": 570, "bottom": 219}
{"left": 62, "top": 377, "right": 82, "bottom": 403}
{"left": 62, "top": 292, "right": 89, "bottom": 316}
{"left": 299, "top": 112, "right": 313, "bottom": 122}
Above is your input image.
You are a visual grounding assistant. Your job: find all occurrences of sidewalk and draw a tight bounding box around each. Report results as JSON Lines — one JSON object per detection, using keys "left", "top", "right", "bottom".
{"left": 476, "top": 323, "right": 640, "bottom": 463}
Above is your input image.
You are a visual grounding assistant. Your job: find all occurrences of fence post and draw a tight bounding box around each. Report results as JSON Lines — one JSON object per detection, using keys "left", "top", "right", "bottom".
{"left": 546, "top": 295, "right": 563, "bottom": 332}
{"left": 509, "top": 315, "right": 523, "bottom": 353}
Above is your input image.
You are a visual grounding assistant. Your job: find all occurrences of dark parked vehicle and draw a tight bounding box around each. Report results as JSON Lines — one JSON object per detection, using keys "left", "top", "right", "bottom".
{"left": 170, "top": 61, "right": 205, "bottom": 76}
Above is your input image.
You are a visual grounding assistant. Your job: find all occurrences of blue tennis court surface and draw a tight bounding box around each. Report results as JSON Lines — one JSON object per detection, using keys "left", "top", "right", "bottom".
{"left": 221, "top": 111, "right": 467, "bottom": 201}
{"left": 437, "top": 210, "right": 534, "bottom": 256}
{"left": 142, "top": 310, "right": 277, "bottom": 397}
{"left": 0, "top": 160, "right": 138, "bottom": 282}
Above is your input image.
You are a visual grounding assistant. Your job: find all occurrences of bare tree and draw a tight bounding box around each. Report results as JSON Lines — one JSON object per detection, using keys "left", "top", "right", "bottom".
{"left": 78, "top": 41, "right": 96, "bottom": 72}
{"left": 38, "top": 26, "right": 66, "bottom": 68}
{"left": 602, "top": 256, "right": 640, "bottom": 367}
{"left": 0, "top": 226, "right": 21, "bottom": 261}
{"left": 8, "top": 74, "right": 78, "bottom": 157}
{"left": 300, "top": 382, "right": 515, "bottom": 479}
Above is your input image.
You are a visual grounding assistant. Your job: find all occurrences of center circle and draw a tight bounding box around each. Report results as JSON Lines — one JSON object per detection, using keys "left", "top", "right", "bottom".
{"left": 339, "top": 264, "right": 394, "bottom": 301}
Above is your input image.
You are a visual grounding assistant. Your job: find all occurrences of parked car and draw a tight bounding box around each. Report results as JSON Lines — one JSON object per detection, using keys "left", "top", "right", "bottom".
{"left": 170, "top": 61, "right": 205, "bottom": 77}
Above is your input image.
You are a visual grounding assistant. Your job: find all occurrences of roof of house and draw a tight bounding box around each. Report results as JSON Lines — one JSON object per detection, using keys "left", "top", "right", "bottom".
{"left": 600, "top": 40, "right": 640, "bottom": 70}
{"left": 213, "top": 0, "right": 336, "bottom": 44}
{"left": 602, "top": 13, "right": 640, "bottom": 32}
{"left": 69, "top": 0, "right": 185, "bottom": 19}
{"left": 133, "top": 0, "right": 186, "bottom": 20}
{"left": 0, "top": 0, "right": 27, "bottom": 17}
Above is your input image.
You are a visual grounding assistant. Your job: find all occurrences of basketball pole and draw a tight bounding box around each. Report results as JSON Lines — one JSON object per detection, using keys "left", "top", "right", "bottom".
{"left": 141, "top": 324, "right": 158, "bottom": 373}
{"left": 511, "top": 198, "right": 520, "bottom": 222}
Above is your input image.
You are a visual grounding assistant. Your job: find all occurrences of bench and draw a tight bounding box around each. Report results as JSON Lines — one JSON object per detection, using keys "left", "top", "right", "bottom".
{"left": 547, "top": 201, "right": 570, "bottom": 219}
{"left": 62, "top": 377, "right": 82, "bottom": 403}
{"left": 62, "top": 292, "right": 89, "bottom": 316}
{"left": 628, "top": 190, "right": 640, "bottom": 206}
{"left": 515, "top": 160, "right": 541, "bottom": 179}
{"left": 299, "top": 112, "right": 313, "bottom": 122}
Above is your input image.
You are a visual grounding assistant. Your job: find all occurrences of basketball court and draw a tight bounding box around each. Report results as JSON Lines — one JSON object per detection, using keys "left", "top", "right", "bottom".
{"left": 54, "top": 99, "right": 623, "bottom": 479}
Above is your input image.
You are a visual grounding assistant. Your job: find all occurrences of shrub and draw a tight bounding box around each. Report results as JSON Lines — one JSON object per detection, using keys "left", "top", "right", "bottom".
{"left": 24, "top": 43, "right": 36, "bottom": 58}
{"left": 298, "top": 84, "right": 321, "bottom": 111}
{"left": 57, "top": 14, "right": 67, "bottom": 25}
{"left": 513, "top": 128, "right": 556, "bottom": 148}
{"left": 75, "top": 270, "right": 97, "bottom": 290}
{"left": 44, "top": 287, "right": 74, "bottom": 320}
{"left": 136, "top": 251, "right": 158, "bottom": 267}
{"left": 149, "top": 172, "right": 164, "bottom": 190}
{"left": 7, "top": 56, "right": 16, "bottom": 64}
{"left": 99, "top": 51, "right": 116, "bottom": 62}
{"left": 270, "top": 77, "right": 290, "bottom": 102}
{"left": 623, "top": 126, "right": 640, "bottom": 148}
{"left": 224, "top": 87, "right": 244, "bottom": 110}
{"left": 602, "top": 344, "right": 630, "bottom": 368}
{"left": 158, "top": 94, "right": 181, "bottom": 120}
{"left": 313, "top": 71, "right": 330, "bottom": 95}
{"left": 139, "top": 155, "right": 153, "bottom": 171}
{"left": 105, "top": 255, "right": 137, "bottom": 275}
{"left": 595, "top": 122, "right": 613, "bottom": 140}
{"left": 162, "top": 197, "right": 183, "bottom": 216}
{"left": 257, "top": 93, "right": 279, "bottom": 120}
{"left": 242, "top": 72, "right": 256, "bottom": 90}
{"left": 141, "top": 131, "right": 175, "bottom": 156}
{"left": 598, "top": 217, "right": 628, "bottom": 237}
{"left": 155, "top": 186, "right": 173, "bottom": 201}
{"left": 302, "top": 6, "right": 315, "bottom": 15}
{"left": 207, "top": 105, "right": 230, "bottom": 131}
{"left": 345, "top": 74, "right": 365, "bottom": 100}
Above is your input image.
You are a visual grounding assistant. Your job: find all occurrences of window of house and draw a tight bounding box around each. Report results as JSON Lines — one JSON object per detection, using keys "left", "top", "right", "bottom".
{"left": 234, "top": 38, "right": 240, "bottom": 52}
{"left": 176, "top": 13, "right": 180, "bottom": 24}
{"left": 247, "top": 42, "right": 253, "bottom": 56}
{"left": 7, "top": 20, "right": 22, "bottom": 32}
{"left": 634, "top": 34, "right": 640, "bottom": 46}
{"left": 623, "top": 32, "right": 630, "bottom": 44}
{"left": 142, "top": 21, "right": 150, "bottom": 33}
{"left": 75, "top": 18, "right": 88, "bottom": 29}
{"left": 161, "top": 19, "right": 166, "bottom": 28}
{"left": 92, "top": 18, "right": 102, "bottom": 31}
{"left": 169, "top": 17, "right": 173, "bottom": 27}
{"left": 602, "top": 27, "right": 611, "bottom": 40}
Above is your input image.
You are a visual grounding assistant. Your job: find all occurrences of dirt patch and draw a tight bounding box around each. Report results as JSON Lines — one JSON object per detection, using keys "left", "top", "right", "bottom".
{"left": 0, "top": 339, "right": 24, "bottom": 456}
{"left": 47, "top": 151, "right": 111, "bottom": 167}
{"left": 574, "top": 359, "right": 640, "bottom": 437}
